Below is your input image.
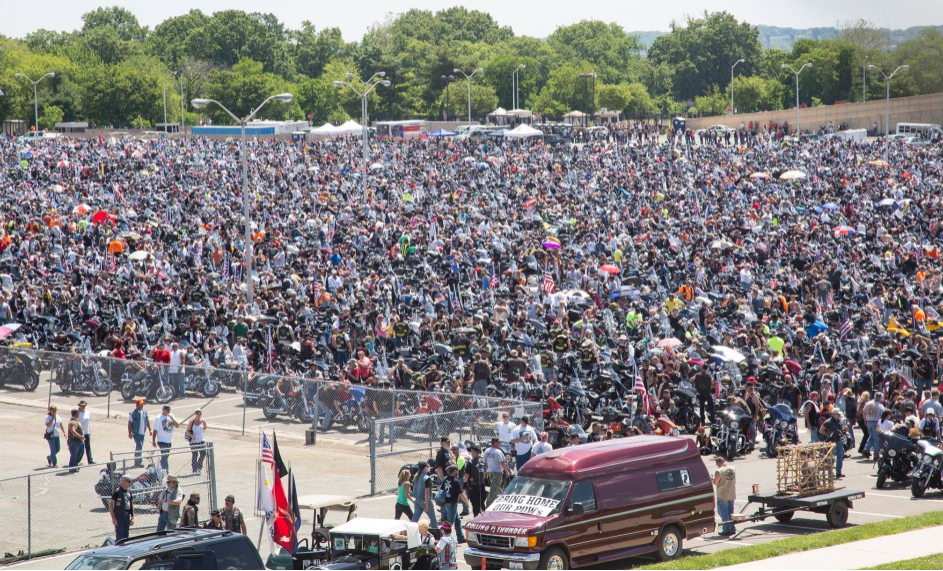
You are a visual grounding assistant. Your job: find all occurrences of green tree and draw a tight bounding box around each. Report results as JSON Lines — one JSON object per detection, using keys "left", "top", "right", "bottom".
{"left": 202, "top": 58, "right": 292, "bottom": 122}
{"left": 39, "top": 104, "right": 64, "bottom": 130}
{"left": 79, "top": 57, "right": 170, "bottom": 126}
{"left": 81, "top": 6, "right": 148, "bottom": 42}
{"left": 648, "top": 11, "right": 763, "bottom": 101}
{"left": 895, "top": 29, "right": 943, "bottom": 96}
{"left": 596, "top": 83, "right": 654, "bottom": 118}
{"left": 730, "top": 75, "right": 784, "bottom": 112}
{"left": 291, "top": 23, "right": 348, "bottom": 79}
{"left": 694, "top": 85, "right": 727, "bottom": 116}
{"left": 184, "top": 10, "right": 289, "bottom": 76}
{"left": 547, "top": 20, "right": 641, "bottom": 84}
{"left": 294, "top": 76, "right": 349, "bottom": 124}
{"left": 436, "top": 79, "right": 498, "bottom": 121}
{"left": 144, "top": 10, "right": 209, "bottom": 69}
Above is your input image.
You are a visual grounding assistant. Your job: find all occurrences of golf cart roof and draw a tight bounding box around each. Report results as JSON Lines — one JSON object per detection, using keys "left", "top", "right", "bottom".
{"left": 330, "top": 518, "right": 420, "bottom": 549}
{"left": 296, "top": 494, "right": 357, "bottom": 511}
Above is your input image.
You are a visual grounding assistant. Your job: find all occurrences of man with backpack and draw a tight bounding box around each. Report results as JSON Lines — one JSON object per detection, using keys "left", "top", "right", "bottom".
{"left": 435, "top": 521, "right": 458, "bottom": 570}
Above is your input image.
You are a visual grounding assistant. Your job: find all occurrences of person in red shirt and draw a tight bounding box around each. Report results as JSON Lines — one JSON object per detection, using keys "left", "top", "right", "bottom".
{"left": 111, "top": 341, "right": 126, "bottom": 360}
{"left": 153, "top": 346, "right": 170, "bottom": 364}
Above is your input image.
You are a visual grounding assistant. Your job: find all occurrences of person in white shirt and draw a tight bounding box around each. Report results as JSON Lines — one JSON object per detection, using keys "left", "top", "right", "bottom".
{"left": 510, "top": 416, "right": 538, "bottom": 470}
{"left": 78, "top": 400, "right": 94, "bottom": 464}
{"left": 45, "top": 405, "right": 66, "bottom": 467}
{"left": 169, "top": 343, "right": 187, "bottom": 399}
{"left": 533, "top": 432, "right": 553, "bottom": 456}
{"left": 186, "top": 409, "right": 209, "bottom": 475}
{"left": 152, "top": 405, "right": 179, "bottom": 473}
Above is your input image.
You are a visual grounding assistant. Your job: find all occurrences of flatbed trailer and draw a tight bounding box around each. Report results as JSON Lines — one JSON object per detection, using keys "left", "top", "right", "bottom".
{"left": 737, "top": 489, "right": 865, "bottom": 528}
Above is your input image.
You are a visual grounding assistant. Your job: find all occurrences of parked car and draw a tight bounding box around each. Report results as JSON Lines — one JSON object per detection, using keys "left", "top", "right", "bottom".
{"left": 17, "top": 131, "right": 60, "bottom": 142}
{"left": 695, "top": 124, "right": 734, "bottom": 137}
{"left": 66, "top": 529, "right": 265, "bottom": 570}
{"left": 464, "top": 436, "right": 715, "bottom": 569}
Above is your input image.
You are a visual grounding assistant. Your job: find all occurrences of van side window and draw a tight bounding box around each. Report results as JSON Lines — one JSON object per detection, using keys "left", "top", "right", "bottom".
{"left": 570, "top": 481, "right": 597, "bottom": 512}
{"left": 656, "top": 469, "right": 693, "bottom": 492}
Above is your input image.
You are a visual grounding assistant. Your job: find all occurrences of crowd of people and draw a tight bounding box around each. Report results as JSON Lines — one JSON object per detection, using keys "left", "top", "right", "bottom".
{"left": 7, "top": 121, "right": 943, "bottom": 449}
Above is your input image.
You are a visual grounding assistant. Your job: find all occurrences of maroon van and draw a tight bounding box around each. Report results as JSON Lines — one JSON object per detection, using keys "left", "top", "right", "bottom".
{"left": 464, "top": 436, "right": 715, "bottom": 569}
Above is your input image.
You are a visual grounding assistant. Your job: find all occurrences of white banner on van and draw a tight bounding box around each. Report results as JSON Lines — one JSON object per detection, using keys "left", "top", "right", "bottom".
{"left": 488, "top": 494, "right": 561, "bottom": 517}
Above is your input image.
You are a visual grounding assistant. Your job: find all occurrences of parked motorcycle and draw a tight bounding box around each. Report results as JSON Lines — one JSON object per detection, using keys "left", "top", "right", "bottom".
{"left": 713, "top": 406, "right": 753, "bottom": 460}
{"left": 911, "top": 439, "right": 943, "bottom": 497}
{"left": 183, "top": 366, "right": 222, "bottom": 398}
{"left": 333, "top": 386, "right": 369, "bottom": 432}
{"left": 58, "top": 358, "right": 112, "bottom": 397}
{"left": 671, "top": 388, "right": 701, "bottom": 434}
{"left": 876, "top": 431, "right": 920, "bottom": 488}
{"left": 260, "top": 380, "right": 314, "bottom": 424}
{"left": 763, "top": 403, "right": 799, "bottom": 458}
{"left": 0, "top": 350, "right": 40, "bottom": 392}
{"left": 119, "top": 364, "right": 174, "bottom": 404}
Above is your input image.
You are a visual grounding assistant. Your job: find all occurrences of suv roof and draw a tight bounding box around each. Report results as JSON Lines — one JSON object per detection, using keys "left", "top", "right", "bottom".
{"left": 84, "top": 528, "right": 243, "bottom": 559}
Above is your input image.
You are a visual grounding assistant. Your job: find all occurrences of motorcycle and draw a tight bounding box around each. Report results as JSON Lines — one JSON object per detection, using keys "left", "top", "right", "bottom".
{"left": 558, "top": 385, "right": 593, "bottom": 429}
{"left": 58, "top": 357, "right": 112, "bottom": 397}
{"left": 0, "top": 350, "right": 41, "bottom": 392}
{"left": 763, "top": 403, "right": 799, "bottom": 458}
{"left": 94, "top": 461, "right": 163, "bottom": 508}
{"left": 334, "top": 386, "right": 369, "bottom": 432}
{"left": 183, "top": 366, "right": 222, "bottom": 398}
{"left": 671, "top": 388, "right": 701, "bottom": 434}
{"left": 876, "top": 431, "right": 920, "bottom": 488}
{"left": 119, "top": 364, "right": 174, "bottom": 404}
{"left": 713, "top": 406, "right": 753, "bottom": 460}
{"left": 910, "top": 439, "right": 943, "bottom": 497}
{"left": 260, "top": 380, "right": 315, "bottom": 424}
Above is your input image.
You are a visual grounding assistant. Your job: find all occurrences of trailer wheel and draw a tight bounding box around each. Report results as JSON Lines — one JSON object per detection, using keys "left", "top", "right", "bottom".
{"left": 826, "top": 500, "right": 849, "bottom": 528}
{"left": 773, "top": 507, "right": 794, "bottom": 523}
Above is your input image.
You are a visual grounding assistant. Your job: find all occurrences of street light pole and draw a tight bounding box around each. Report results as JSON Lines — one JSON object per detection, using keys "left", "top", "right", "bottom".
{"left": 334, "top": 73, "right": 391, "bottom": 198}
{"left": 454, "top": 68, "right": 484, "bottom": 128}
{"left": 730, "top": 59, "right": 744, "bottom": 115}
{"left": 14, "top": 72, "right": 55, "bottom": 131}
{"left": 163, "top": 77, "right": 168, "bottom": 128}
{"left": 512, "top": 64, "right": 526, "bottom": 110}
{"left": 440, "top": 75, "right": 454, "bottom": 120}
{"left": 190, "top": 93, "right": 294, "bottom": 310}
{"left": 781, "top": 63, "right": 812, "bottom": 138}
{"left": 868, "top": 64, "right": 909, "bottom": 162}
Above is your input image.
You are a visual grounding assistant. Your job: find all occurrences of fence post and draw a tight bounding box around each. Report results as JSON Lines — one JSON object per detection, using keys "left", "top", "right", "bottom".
{"left": 369, "top": 417, "right": 376, "bottom": 496}
{"left": 47, "top": 357, "right": 53, "bottom": 408}
{"left": 207, "top": 443, "right": 218, "bottom": 511}
{"left": 27, "top": 473, "right": 32, "bottom": 557}
{"left": 241, "top": 370, "right": 248, "bottom": 436}
{"left": 107, "top": 358, "right": 112, "bottom": 418}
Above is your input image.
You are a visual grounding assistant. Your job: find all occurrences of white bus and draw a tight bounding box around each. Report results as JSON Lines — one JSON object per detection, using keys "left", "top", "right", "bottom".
{"left": 896, "top": 123, "right": 943, "bottom": 140}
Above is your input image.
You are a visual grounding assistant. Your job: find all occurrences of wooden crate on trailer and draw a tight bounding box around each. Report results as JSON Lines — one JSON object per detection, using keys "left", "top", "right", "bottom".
{"left": 776, "top": 442, "right": 836, "bottom": 497}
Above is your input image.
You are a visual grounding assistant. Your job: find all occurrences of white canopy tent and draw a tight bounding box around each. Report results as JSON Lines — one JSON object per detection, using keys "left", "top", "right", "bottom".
{"left": 335, "top": 120, "right": 364, "bottom": 135}
{"left": 309, "top": 123, "right": 340, "bottom": 138}
{"left": 504, "top": 124, "right": 544, "bottom": 138}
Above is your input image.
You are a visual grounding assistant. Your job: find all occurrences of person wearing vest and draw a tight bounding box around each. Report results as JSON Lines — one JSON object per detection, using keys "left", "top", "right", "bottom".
{"left": 409, "top": 461, "right": 438, "bottom": 529}
{"left": 156, "top": 475, "right": 182, "bottom": 531}
{"left": 127, "top": 399, "right": 151, "bottom": 468}
{"left": 179, "top": 492, "right": 201, "bottom": 527}
{"left": 332, "top": 329, "right": 350, "bottom": 366}
{"left": 223, "top": 494, "right": 247, "bottom": 534}
{"left": 66, "top": 408, "right": 86, "bottom": 473}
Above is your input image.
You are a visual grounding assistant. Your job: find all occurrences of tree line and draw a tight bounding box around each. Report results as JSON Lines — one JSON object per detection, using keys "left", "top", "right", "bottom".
{"left": 0, "top": 7, "right": 939, "bottom": 129}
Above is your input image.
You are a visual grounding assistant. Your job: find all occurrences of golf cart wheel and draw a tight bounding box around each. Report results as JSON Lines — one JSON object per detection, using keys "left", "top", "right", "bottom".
{"left": 826, "top": 500, "right": 849, "bottom": 528}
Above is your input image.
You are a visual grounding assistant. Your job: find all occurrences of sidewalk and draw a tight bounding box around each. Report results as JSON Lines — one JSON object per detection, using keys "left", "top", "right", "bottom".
{"left": 717, "top": 525, "right": 943, "bottom": 569}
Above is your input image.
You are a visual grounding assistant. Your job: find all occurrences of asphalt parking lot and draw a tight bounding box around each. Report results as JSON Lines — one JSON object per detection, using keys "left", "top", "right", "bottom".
{"left": 2, "top": 385, "right": 942, "bottom": 570}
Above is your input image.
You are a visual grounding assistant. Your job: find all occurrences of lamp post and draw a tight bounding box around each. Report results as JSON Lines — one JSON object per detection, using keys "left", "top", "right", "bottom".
{"left": 512, "top": 64, "right": 525, "bottom": 109}
{"left": 869, "top": 64, "right": 909, "bottom": 162}
{"left": 334, "top": 73, "right": 391, "bottom": 198}
{"left": 578, "top": 72, "right": 597, "bottom": 127}
{"left": 454, "top": 67, "right": 484, "bottom": 128}
{"left": 190, "top": 93, "right": 294, "bottom": 309}
{"left": 440, "top": 75, "right": 454, "bottom": 120}
{"left": 14, "top": 72, "right": 55, "bottom": 131}
{"left": 781, "top": 63, "right": 812, "bottom": 138}
{"left": 730, "top": 59, "right": 745, "bottom": 115}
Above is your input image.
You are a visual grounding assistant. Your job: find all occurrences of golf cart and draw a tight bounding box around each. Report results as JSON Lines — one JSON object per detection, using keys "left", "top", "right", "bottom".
{"left": 266, "top": 495, "right": 358, "bottom": 570}
{"left": 312, "top": 518, "right": 439, "bottom": 570}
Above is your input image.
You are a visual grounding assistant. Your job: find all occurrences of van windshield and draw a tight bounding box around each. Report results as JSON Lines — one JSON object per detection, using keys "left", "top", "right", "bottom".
{"left": 490, "top": 477, "right": 570, "bottom": 516}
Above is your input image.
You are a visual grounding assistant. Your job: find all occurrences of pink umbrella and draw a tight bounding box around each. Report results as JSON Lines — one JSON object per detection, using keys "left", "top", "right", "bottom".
{"left": 0, "top": 323, "right": 21, "bottom": 340}
{"left": 833, "top": 225, "right": 855, "bottom": 236}
{"left": 657, "top": 337, "right": 682, "bottom": 348}
{"left": 543, "top": 238, "right": 561, "bottom": 249}
{"left": 599, "top": 264, "right": 621, "bottom": 275}
{"left": 92, "top": 211, "right": 115, "bottom": 225}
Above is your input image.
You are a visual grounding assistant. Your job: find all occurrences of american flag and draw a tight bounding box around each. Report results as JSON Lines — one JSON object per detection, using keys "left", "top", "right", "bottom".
{"left": 266, "top": 328, "right": 275, "bottom": 373}
{"left": 489, "top": 267, "right": 498, "bottom": 290}
{"left": 261, "top": 433, "right": 275, "bottom": 468}
{"left": 221, "top": 253, "right": 230, "bottom": 281}
{"left": 313, "top": 280, "right": 322, "bottom": 300}
{"left": 839, "top": 312, "right": 853, "bottom": 339}
{"left": 543, "top": 272, "right": 555, "bottom": 294}
{"left": 634, "top": 376, "right": 650, "bottom": 415}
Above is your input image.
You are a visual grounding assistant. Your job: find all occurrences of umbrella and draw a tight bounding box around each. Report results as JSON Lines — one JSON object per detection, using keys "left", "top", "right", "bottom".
{"left": 543, "top": 238, "right": 561, "bottom": 249}
{"left": 0, "top": 323, "right": 21, "bottom": 340}
{"left": 868, "top": 159, "right": 889, "bottom": 167}
{"left": 72, "top": 204, "right": 91, "bottom": 216}
{"left": 823, "top": 202, "right": 840, "bottom": 210}
{"left": 657, "top": 337, "right": 682, "bottom": 348}
{"left": 778, "top": 170, "right": 806, "bottom": 180}
{"left": 878, "top": 198, "right": 897, "bottom": 207}
{"left": 711, "top": 345, "right": 745, "bottom": 363}
{"left": 695, "top": 296, "right": 712, "bottom": 306}
{"left": 710, "top": 239, "right": 734, "bottom": 250}
{"left": 598, "top": 264, "right": 621, "bottom": 275}
{"left": 121, "top": 231, "right": 143, "bottom": 241}
{"left": 609, "top": 286, "right": 639, "bottom": 300}
{"left": 833, "top": 225, "right": 855, "bottom": 236}
{"left": 369, "top": 162, "right": 384, "bottom": 170}
{"left": 128, "top": 250, "right": 149, "bottom": 261}
{"left": 749, "top": 172, "right": 770, "bottom": 179}
{"left": 91, "top": 211, "right": 115, "bottom": 225}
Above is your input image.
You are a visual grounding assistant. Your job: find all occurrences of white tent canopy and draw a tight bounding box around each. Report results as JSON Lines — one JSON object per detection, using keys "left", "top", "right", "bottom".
{"left": 310, "top": 123, "right": 339, "bottom": 137}
{"left": 488, "top": 107, "right": 508, "bottom": 116}
{"left": 504, "top": 124, "right": 544, "bottom": 138}
{"left": 335, "top": 120, "right": 364, "bottom": 135}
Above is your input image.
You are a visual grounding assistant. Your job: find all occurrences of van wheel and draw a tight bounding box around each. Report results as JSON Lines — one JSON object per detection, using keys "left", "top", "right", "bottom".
{"left": 538, "top": 547, "right": 569, "bottom": 570}
{"left": 657, "top": 526, "right": 683, "bottom": 562}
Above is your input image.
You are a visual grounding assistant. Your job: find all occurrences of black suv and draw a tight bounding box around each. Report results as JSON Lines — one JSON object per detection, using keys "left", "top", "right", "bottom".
{"left": 66, "top": 528, "right": 264, "bottom": 570}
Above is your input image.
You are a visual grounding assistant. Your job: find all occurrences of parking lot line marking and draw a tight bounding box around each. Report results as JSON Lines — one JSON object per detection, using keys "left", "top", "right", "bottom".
{"left": 850, "top": 510, "right": 903, "bottom": 518}
{"left": 204, "top": 411, "right": 250, "bottom": 420}
{"left": 866, "top": 491, "right": 943, "bottom": 502}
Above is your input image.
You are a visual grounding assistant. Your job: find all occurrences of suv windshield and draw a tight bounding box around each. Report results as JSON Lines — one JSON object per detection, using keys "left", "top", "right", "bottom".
{"left": 490, "top": 477, "right": 570, "bottom": 516}
{"left": 66, "top": 555, "right": 127, "bottom": 570}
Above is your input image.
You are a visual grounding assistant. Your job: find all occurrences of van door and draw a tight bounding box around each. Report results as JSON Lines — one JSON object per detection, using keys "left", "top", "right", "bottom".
{"left": 562, "top": 480, "right": 601, "bottom": 562}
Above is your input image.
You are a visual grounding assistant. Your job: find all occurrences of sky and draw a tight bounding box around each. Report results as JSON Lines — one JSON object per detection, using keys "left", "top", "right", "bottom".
{"left": 1, "top": 0, "right": 942, "bottom": 41}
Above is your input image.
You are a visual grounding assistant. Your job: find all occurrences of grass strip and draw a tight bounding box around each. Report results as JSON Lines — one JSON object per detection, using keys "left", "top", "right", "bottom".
{"left": 860, "top": 553, "right": 943, "bottom": 570}
{"left": 640, "top": 510, "right": 943, "bottom": 570}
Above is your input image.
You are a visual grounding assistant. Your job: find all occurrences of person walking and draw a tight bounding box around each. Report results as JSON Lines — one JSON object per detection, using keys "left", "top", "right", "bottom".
{"left": 186, "top": 409, "right": 208, "bottom": 475}
{"left": 533, "top": 432, "right": 553, "bottom": 455}
{"left": 862, "top": 392, "right": 885, "bottom": 459}
{"left": 409, "top": 461, "right": 438, "bottom": 530}
{"left": 109, "top": 474, "right": 135, "bottom": 541}
{"left": 483, "top": 437, "right": 510, "bottom": 506}
{"left": 395, "top": 469, "right": 414, "bottom": 520}
{"left": 156, "top": 474, "right": 182, "bottom": 531}
{"left": 169, "top": 342, "right": 187, "bottom": 399}
{"left": 179, "top": 492, "right": 201, "bottom": 527}
{"left": 464, "top": 446, "right": 487, "bottom": 516}
{"left": 78, "top": 400, "right": 94, "bottom": 464}
{"left": 712, "top": 457, "right": 737, "bottom": 536}
{"left": 510, "top": 416, "right": 537, "bottom": 470}
{"left": 44, "top": 405, "right": 65, "bottom": 467}
{"left": 128, "top": 398, "right": 151, "bottom": 468}
{"left": 439, "top": 464, "right": 471, "bottom": 544}
{"left": 66, "top": 408, "right": 86, "bottom": 473}
{"left": 820, "top": 409, "right": 847, "bottom": 478}
{"left": 435, "top": 521, "right": 458, "bottom": 570}
{"left": 152, "top": 404, "right": 179, "bottom": 473}
{"left": 222, "top": 494, "right": 247, "bottom": 534}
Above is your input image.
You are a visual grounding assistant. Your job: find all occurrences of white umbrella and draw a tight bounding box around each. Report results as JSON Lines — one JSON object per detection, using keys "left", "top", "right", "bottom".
{"left": 695, "top": 296, "right": 712, "bottom": 306}
{"left": 711, "top": 345, "right": 745, "bottom": 363}
{"left": 128, "top": 250, "right": 149, "bottom": 261}
{"left": 369, "top": 162, "right": 384, "bottom": 170}
{"left": 779, "top": 170, "right": 806, "bottom": 180}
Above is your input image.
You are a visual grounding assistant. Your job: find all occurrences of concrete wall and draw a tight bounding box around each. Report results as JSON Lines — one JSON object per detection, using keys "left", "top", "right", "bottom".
{"left": 687, "top": 92, "right": 943, "bottom": 133}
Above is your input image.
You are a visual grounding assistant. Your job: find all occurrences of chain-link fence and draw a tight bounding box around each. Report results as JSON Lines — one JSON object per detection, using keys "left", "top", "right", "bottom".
{"left": 368, "top": 403, "right": 544, "bottom": 495}
{"left": 0, "top": 346, "right": 516, "bottom": 445}
{"left": 0, "top": 444, "right": 215, "bottom": 562}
